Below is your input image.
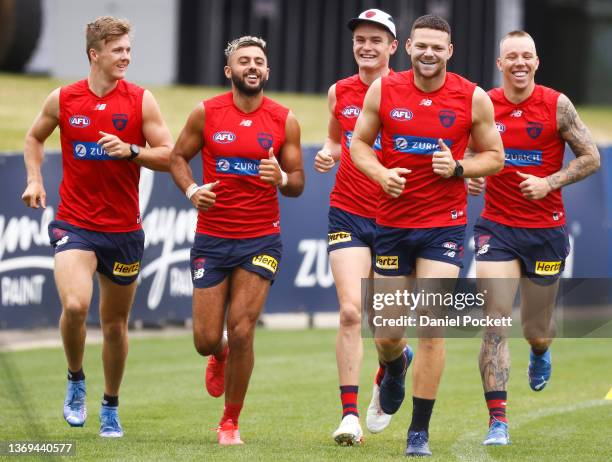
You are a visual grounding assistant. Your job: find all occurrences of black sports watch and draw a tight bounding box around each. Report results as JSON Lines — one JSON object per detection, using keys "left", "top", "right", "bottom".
{"left": 453, "top": 160, "right": 464, "bottom": 177}
{"left": 129, "top": 144, "right": 140, "bottom": 160}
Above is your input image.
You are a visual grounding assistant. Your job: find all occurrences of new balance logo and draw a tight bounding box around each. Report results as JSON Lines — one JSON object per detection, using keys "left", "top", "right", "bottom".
{"left": 511, "top": 109, "right": 523, "bottom": 118}
{"left": 95, "top": 103, "right": 107, "bottom": 111}
{"left": 419, "top": 98, "right": 432, "bottom": 106}
{"left": 56, "top": 235, "right": 69, "bottom": 247}
{"left": 193, "top": 268, "right": 205, "bottom": 280}
{"left": 239, "top": 119, "right": 253, "bottom": 127}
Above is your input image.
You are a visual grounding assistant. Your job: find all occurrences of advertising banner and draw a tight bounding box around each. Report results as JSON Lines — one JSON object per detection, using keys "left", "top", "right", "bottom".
{"left": 1, "top": 147, "right": 610, "bottom": 328}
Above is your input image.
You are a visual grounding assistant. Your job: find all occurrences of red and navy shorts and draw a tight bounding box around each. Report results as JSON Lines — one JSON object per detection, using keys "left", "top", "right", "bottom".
{"left": 473, "top": 217, "right": 570, "bottom": 280}
{"left": 48, "top": 220, "right": 144, "bottom": 285}
{"left": 373, "top": 224, "right": 465, "bottom": 276}
{"left": 190, "top": 233, "right": 283, "bottom": 289}
{"left": 327, "top": 206, "right": 377, "bottom": 252}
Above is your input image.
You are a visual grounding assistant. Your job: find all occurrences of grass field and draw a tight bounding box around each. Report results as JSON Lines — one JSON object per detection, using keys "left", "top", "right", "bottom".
{"left": 1, "top": 72, "right": 611, "bottom": 152}
{"left": 1, "top": 329, "right": 610, "bottom": 461}
{"left": 0, "top": 73, "right": 328, "bottom": 152}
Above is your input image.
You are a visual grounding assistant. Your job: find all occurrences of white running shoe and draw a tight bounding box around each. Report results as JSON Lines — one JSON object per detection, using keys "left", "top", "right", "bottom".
{"left": 366, "top": 383, "right": 392, "bottom": 433}
{"left": 332, "top": 414, "right": 363, "bottom": 446}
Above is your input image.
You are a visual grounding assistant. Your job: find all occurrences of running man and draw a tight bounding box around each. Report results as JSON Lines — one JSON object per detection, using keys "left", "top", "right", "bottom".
{"left": 21, "top": 16, "right": 173, "bottom": 437}
{"left": 314, "top": 9, "right": 400, "bottom": 445}
{"left": 468, "top": 30, "right": 600, "bottom": 446}
{"left": 168, "top": 36, "right": 304, "bottom": 445}
{"left": 351, "top": 14, "right": 504, "bottom": 457}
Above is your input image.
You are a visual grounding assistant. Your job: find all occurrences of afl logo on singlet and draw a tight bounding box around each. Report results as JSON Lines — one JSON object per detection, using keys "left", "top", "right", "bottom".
{"left": 217, "top": 159, "right": 230, "bottom": 171}
{"left": 69, "top": 115, "right": 90, "bottom": 128}
{"left": 495, "top": 122, "right": 506, "bottom": 133}
{"left": 390, "top": 108, "right": 413, "bottom": 121}
{"left": 213, "top": 131, "right": 236, "bottom": 144}
{"left": 341, "top": 106, "right": 361, "bottom": 118}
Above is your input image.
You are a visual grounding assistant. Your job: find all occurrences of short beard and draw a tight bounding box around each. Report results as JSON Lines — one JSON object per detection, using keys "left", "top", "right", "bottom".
{"left": 414, "top": 61, "right": 443, "bottom": 79}
{"left": 231, "top": 72, "right": 267, "bottom": 96}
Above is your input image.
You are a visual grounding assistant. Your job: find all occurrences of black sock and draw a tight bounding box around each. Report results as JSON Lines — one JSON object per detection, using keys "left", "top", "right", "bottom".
{"left": 384, "top": 350, "right": 407, "bottom": 376}
{"left": 409, "top": 397, "right": 435, "bottom": 433}
{"left": 102, "top": 394, "right": 119, "bottom": 407}
{"left": 67, "top": 368, "right": 85, "bottom": 382}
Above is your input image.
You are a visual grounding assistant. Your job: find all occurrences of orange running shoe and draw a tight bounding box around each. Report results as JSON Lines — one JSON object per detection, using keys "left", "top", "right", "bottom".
{"left": 217, "top": 419, "right": 244, "bottom": 445}
{"left": 206, "top": 342, "right": 228, "bottom": 398}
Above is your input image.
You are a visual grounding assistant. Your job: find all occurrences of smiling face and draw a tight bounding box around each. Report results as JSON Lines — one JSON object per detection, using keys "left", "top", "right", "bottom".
{"left": 352, "top": 23, "right": 397, "bottom": 71}
{"left": 224, "top": 45, "right": 269, "bottom": 97}
{"left": 497, "top": 34, "right": 539, "bottom": 94}
{"left": 406, "top": 27, "right": 453, "bottom": 80}
{"left": 90, "top": 34, "right": 131, "bottom": 80}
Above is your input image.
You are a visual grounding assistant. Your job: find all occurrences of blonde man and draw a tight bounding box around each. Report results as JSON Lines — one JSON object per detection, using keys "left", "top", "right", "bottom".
{"left": 22, "top": 16, "right": 172, "bottom": 437}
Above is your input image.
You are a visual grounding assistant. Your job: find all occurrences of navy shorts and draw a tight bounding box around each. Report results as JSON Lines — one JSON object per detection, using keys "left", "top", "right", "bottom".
{"left": 48, "top": 220, "right": 145, "bottom": 285}
{"left": 190, "top": 233, "right": 283, "bottom": 289}
{"left": 373, "top": 224, "right": 466, "bottom": 276}
{"left": 327, "top": 206, "right": 376, "bottom": 252}
{"left": 473, "top": 217, "right": 570, "bottom": 280}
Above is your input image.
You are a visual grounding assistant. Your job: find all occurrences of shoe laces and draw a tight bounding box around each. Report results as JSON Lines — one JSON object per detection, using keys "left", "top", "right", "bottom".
{"left": 101, "top": 408, "right": 121, "bottom": 430}
{"left": 66, "top": 382, "right": 85, "bottom": 406}
{"left": 409, "top": 431, "right": 428, "bottom": 446}
{"left": 489, "top": 419, "right": 507, "bottom": 433}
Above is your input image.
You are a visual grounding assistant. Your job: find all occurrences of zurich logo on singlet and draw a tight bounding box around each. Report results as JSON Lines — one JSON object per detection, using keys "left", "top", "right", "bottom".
{"left": 69, "top": 115, "right": 90, "bottom": 128}
{"left": 390, "top": 108, "right": 413, "bottom": 121}
{"left": 344, "top": 131, "right": 382, "bottom": 151}
{"left": 216, "top": 157, "right": 260, "bottom": 176}
{"left": 393, "top": 135, "right": 452, "bottom": 154}
{"left": 504, "top": 148, "right": 543, "bottom": 166}
{"left": 72, "top": 141, "right": 113, "bottom": 160}
{"left": 213, "top": 131, "right": 236, "bottom": 144}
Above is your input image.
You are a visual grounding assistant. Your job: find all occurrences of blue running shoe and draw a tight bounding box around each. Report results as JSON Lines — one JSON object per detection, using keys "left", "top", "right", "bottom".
{"left": 99, "top": 405, "right": 123, "bottom": 438}
{"left": 483, "top": 419, "right": 510, "bottom": 446}
{"left": 405, "top": 430, "right": 432, "bottom": 457}
{"left": 528, "top": 350, "right": 551, "bottom": 391}
{"left": 63, "top": 380, "right": 86, "bottom": 427}
{"left": 379, "top": 346, "right": 413, "bottom": 415}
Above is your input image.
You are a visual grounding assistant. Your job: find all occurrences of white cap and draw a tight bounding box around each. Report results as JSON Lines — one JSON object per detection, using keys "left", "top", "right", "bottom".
{"left": 347, "top": 9, "right": 396, "bottom": 39}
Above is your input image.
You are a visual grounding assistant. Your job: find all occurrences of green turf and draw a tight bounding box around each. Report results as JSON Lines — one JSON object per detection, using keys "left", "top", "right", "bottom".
{"left": 1, "top": 72, "right": 611, "bottom": 152}
{"left": 1, "top": 330, "right": 610, "bottom": 461}
{"left": 0, "top": 73, "right": 328, "bottom": 152}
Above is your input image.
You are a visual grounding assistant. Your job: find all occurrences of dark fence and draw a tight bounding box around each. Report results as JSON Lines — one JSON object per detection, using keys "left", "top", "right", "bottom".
{"left": 526, "top": 0, "right": 612, "bottom": 105}
{"left": 178, "top": 0, "right": 497, "bottom": 92}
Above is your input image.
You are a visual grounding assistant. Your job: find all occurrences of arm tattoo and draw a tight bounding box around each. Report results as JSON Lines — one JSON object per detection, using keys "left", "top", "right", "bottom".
{"left": 479, "top": 332, "right": 509, "bottom": 392}
{"left": 547, "top": 95, "right": 600, "bottom": 190}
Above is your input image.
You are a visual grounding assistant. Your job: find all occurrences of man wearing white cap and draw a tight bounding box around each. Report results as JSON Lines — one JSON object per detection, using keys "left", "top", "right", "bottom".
{"left": 351, "top": 14, "right": 503, "bottom": 457}
{"left": 314, "top": 8, "right": 401, "bottom": 445}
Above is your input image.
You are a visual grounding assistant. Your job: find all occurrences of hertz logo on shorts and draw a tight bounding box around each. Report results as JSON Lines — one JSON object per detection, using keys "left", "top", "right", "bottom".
{"left": 252, "top": 254, "right": 278, "bottom": 274}
{"left": 112, "top": 261, "right": 141, "bottom": 277}
{"left": 534, "top": 261, "right": 561, "bottom": 276}
{"left": 376, "top": 256, "right": 399, "bottom": 270}
{"left": 328, "top": 232, "right": 352, "bottom": 245}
